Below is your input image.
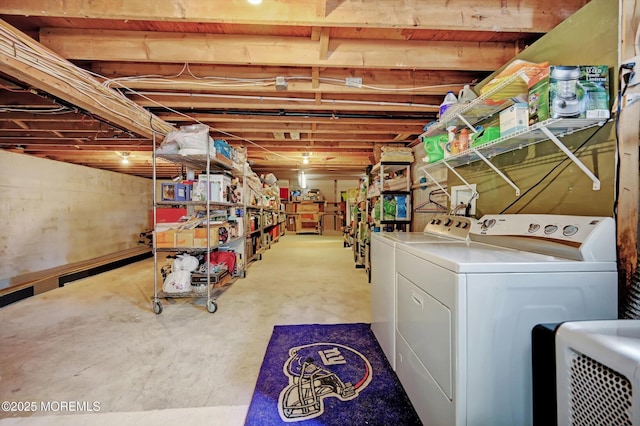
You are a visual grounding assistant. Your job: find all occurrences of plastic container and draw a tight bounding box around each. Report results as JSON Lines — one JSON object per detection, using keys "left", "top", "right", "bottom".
{"left": 439, "top": 91, "right": 458, "bottom": 117}
{"left": 458, "top": 84, "right": 478, "bottom": 103}
{"left": 422, "top": 134, "right": 447, "bottom": 163}
{"left": 458, "top": 128, "right": 470, "bottom": 151}
{"left": 447, "top": 126, "right": 457, "bottom": 142}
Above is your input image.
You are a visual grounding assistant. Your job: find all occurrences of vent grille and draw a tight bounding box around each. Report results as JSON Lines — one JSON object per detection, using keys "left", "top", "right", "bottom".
{"left": 568, "top": 350, "right": 633, "bottom": 426}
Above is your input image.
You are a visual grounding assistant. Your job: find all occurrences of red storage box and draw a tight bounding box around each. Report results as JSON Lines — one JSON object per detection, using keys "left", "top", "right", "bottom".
{"left": 150, "top": 208, "right": 188, "bottom": 224}
{"left": 280, "top": 187, "right": 289, "bottom": 200}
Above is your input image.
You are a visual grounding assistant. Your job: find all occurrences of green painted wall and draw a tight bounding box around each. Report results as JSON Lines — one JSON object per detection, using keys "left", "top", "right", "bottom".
{"left": 452, "top": 0, "right": 619, "bottom": 216}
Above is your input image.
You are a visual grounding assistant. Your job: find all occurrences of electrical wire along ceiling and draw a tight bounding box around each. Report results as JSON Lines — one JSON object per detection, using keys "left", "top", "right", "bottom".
{"left": 0, "top": 0, "right": 589, "bottom": 179}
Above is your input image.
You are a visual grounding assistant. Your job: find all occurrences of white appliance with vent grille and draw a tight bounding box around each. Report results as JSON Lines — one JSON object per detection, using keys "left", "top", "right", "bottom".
{"left": 556, "top": 320, "right": 640, "bottom": 426}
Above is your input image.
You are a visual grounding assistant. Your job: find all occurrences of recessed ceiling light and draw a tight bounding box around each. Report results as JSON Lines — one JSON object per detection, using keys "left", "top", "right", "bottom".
{"left": 248, "top": 0, "right": 262, "bottom": 4}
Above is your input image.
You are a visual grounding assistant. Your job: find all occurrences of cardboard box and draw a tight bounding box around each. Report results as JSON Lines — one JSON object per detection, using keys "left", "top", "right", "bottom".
{"left": 193, "top": 174, "right": 231, "bottom": 202}
{"left": 193, "top": 228, "right": 219, "bottom": 248}
{"left": 280, "top": 187, "right": 289, "bottom": 200}
{"left": 175, "top": 229, "right": 194, "bottom": 248}
{"left": 470, "top": 126, "right": 500, "bottom": 147}
{"left": 499, "top": 103, "right": 529, "bottom": 137}
{"left": 155, "top": 229, "right": 176, "bottom": 248}
{"left": 152, "top": 208, "right": 188, "bottom": 224}
{"left": 161, "top": 183, "right": 189, "bottom": 201}
{"left": 528, "top": 65, "right": 610, "bottom": 123}
{"left": 299, "top": 213, "right": 319, "bottom": 221}
{"left": 527, "top": 67, "right": 550, "bottom": 125}
{"left": 551, "top": 65, "right": 609, "bottom": 119}
{"left": 297, "top": 203, "right": 320, "bottom": 213}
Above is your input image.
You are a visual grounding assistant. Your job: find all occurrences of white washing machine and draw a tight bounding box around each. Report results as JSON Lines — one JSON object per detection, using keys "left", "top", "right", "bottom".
{"left": 393, "top": 214, "right": 618, "bottom": 426}
{"left": 371, "top": 214, "right": 474, "bottom": 370}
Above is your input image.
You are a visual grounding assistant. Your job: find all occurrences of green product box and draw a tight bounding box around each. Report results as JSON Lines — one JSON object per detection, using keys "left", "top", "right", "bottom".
{"left": 528, "top": 67, "right": 550, "bottom": 125}
{"left": 470, "top": 126, "right": 500, "bottom": 147}
{"left": 528, "top": 65, "right": 610, "bottom": 124}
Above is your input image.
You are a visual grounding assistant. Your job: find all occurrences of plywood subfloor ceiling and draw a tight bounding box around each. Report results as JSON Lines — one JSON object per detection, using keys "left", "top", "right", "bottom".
{"left": 0, "top": 0, "right": 590, "bottom": 180}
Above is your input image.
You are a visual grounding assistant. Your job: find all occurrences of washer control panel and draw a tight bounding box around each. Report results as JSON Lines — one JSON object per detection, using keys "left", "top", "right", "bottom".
{"left": 476, "top": 214, "right": 606, "bottom": 242}
{"left": 424, "top": 214, "right": 473, "bottom": 240}
{"left": 471, "top": 214, "right": 616, "bottom": 261}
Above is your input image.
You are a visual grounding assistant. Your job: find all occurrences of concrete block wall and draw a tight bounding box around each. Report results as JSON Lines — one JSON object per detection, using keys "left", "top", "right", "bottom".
{"left": 0, "top": 151, "right": 152, "bottom": 288}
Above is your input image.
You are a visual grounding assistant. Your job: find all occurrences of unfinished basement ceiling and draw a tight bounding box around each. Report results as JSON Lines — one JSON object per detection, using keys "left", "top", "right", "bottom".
{"left": 0, "top": 0, "right": 590, "bottom": 180}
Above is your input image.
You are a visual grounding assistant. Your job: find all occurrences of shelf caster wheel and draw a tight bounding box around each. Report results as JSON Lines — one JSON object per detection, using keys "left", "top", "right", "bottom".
{"left": 241, "top": 269, "right": 247, "bottom": 278}
{"left": 207, "top": 300, "right": 218, "bottom": 314}
{"left": 258, "top": 253, "right": 262, "bottom": 260}
{"left": 153, "top": 301, "right": 163, "bottom": 315}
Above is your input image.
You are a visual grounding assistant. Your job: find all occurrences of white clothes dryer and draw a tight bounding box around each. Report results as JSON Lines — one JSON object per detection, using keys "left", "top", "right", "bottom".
{"left": 371, "top": 214, "right": 474, "bottom": 369}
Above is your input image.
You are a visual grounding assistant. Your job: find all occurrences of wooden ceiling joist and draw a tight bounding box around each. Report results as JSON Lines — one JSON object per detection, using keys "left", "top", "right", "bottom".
{"left": 128, "top": 94, "right": 440, "bottom": 112}
{"left": 40, "top": 28, "right": 514, "bottom": 71}
{"left": 0, "top": 19, "right": 173, "bottom": 140}
{"left": 155, "top": 113, "right": 428, "bottom": 126}
{"left": 92, "top": 63, "right": 487, "bottom": 92}
{"left": 0, "top": 0, "right": 585, "bottom": 32}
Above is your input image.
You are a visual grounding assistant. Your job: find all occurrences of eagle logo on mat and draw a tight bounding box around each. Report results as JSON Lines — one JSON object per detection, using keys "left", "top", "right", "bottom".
{"left": 278, "top": 342, "right": 373, "bottom": 422}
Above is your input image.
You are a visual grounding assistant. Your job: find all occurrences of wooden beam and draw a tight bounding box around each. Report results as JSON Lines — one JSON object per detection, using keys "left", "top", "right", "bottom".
{"left": 129, "top": 93, "right": 440, "bottom": 112}
{"left": 155, "top": 113, "right": 429, "bottom": 127}
{"left": 100, "top": 77, "right": 460, "bottom": 96}
{"left": 221, "top": 134, "right": 398, "bottom": 143}
{"left": 195, "top": 123, "right": 424, "bottom": 134}
{"left": 617, "top": 0, "right": 640, "bottom": 317}
{"left": 0, "top": 111, "right": 99, "bottom": 122}
{"left": 319, "top": 28, "right": 330, "bottom": 60}
{"left": 0, "top": 0, "right": 586, "bottom": 32}
{"left": 11, "top": 119, "right": 30, "bottom": 129}
{"left": 40, "top": 28, "right": 514, "bottom": 71}
{"left": 244, "top": 143, "right": 374, "bottom": 150}
{"left": 0, "top": 20, "right": 174, "bottom": 139}
{"left": 92, "top": 63, "right": 487, "bottom": 93}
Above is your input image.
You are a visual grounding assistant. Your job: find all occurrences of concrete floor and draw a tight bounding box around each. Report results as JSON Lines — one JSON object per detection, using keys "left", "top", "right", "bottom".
{"left": 0, "top": 233, "right": 371, "bottom": 425}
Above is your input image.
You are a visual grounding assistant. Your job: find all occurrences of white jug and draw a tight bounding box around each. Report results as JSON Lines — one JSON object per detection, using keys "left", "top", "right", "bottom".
{"left": 458, "top": 84, "right": 477, "bottom": 103}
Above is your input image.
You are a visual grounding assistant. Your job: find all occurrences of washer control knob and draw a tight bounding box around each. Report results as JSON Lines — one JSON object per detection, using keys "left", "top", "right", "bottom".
{"left": 460, "top": 222, "right": 469, "bottom": 229}
{"left": 544, "top": 224, "right": 558, "bottom": 235}
{"left": 528, "top": 224, "right": 540, "bottom": 233}
{"left": 563, "top": 225, "right": 579, "bottom": 236}
{"left": 444, "top": 218, "right": 453, "bottom": 227}
{"left": 481, "top": 218, "right": 496, "bottom": 230}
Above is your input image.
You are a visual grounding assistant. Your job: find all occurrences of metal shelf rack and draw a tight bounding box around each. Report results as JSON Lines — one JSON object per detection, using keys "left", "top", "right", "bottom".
{"left": 151, "top": 138, "right": 244, "bottom": 315}
{"left": 418, "top": 69, "right": 609, "bottom": 198}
